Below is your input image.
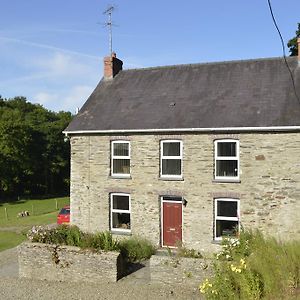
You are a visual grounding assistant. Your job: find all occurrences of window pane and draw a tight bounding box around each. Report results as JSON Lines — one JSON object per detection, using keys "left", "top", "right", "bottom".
{"left": 112, "top": 212, "right": 130, "bottom": 229}
{"left": 113, "top": 195, "right": 129, "bottom": 210}
{"left": 163, "top": 142, "right": 180, "bottom": 156}
{"left": 162, "top": 159, "right": 181, "bottom": 175}
{"left": 216, "top": 220, "right": 238, "bottom": 238}
{"left": 216, "top": 160, "right": 238, "bottom": 177}
{"left": 113, "top": 159, "right": 130, "bottom": 174}
{"left": 217, "top": 142, "right": 236, "bottom": 157}
{"left": 217, "top": 201, "right": 237, "bottom": 217}
{"left": 113, "top": 143, "right": 129, "bottom": 156}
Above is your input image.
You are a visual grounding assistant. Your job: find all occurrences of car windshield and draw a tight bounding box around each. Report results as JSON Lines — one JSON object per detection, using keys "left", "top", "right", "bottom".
{"left": 59, "top": 208, "right": 70, "bottom": 215}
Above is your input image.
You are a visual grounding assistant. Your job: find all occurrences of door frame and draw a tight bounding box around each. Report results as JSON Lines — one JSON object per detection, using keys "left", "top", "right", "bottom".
{"left": 160, "top": 196, "right": 183, "bottom": 248}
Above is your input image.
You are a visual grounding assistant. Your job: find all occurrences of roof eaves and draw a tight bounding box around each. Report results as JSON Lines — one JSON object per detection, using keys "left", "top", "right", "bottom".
{"left": 63, "top": 125, "right": 300, "bottom": 135}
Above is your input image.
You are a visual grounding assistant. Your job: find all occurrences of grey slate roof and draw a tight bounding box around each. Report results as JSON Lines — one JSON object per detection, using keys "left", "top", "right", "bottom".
{"left": 65, "top": 57, "right": 300, "bottom": 132}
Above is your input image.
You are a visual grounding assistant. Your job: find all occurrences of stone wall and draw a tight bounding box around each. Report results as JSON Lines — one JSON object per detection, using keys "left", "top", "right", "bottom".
{"left": 150, "top": 254, "right": 212, "bottom": 286}
{"left": 70, "top": 132, "right": 300, "bottom": 253}
{"left": 19, "top": 242, "right": 124, "bottom": 283}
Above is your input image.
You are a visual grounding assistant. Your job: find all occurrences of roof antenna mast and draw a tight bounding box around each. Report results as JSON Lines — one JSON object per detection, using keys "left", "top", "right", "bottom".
{"left": 103, "top": 5, "right": 115, "bottom": 56}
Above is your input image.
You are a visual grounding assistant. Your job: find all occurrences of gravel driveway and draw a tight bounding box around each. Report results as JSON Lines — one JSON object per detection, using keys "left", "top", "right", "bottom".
{"left": 0, "top": 247, "right": 203, "bottom": 300}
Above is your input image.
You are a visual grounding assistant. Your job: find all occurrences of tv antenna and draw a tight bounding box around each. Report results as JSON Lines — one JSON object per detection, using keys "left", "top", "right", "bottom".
{"left": 103, "top": 5, "right": 115, "bottom": 55}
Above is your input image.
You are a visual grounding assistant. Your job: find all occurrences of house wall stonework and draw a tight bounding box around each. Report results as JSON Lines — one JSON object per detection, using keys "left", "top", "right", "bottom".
{"left": 70, "top": 133, "right": 300, "bottom": 253}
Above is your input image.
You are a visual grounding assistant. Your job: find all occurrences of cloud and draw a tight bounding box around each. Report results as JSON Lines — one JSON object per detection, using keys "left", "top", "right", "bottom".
{"left": 34, "top": 92, "right": 59, "bottom": 106}
{"left": 32, "top": 52, "right": 99, "bottom": 79}
{"left": 0, "top": 36, "right": 100, "bottom": 60}
{"left": 33, "top": 85, "right": 94, "bottom": 112}
{"left": 61, "top": 85, "right": 94, "bottom": 112}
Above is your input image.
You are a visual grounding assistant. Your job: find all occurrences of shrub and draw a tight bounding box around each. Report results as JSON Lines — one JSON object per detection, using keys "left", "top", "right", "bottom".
{"left": 119, "top": 236, "right": 156, "bottom": 263}
{"left": 199, "top": 230, "right": 300, "bottom": 299}
{"left": 81, "top": 231, "right": 119, "bottom": 252}
{"left": 27, "top": 226, "right": 155, "bottom": 259}
{"left": 27, "top": 225, "right": 52, "bottom": 243}
{"left": 27, "top": 225, "right": 119, "bottom": 252}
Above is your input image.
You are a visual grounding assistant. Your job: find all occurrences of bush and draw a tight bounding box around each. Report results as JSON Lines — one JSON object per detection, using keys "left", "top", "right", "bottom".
{"left": 81, "top": 231, "right": 119, "bottom": 252}
{"left": 199, "top": 230, "right": 300, "bottom": 299}
{"left": 119, "top": 236, "right": 156, "bottom": 263}
{"left": 27, "top": 225, "right": 119, "bottom": 252}
{"left": 27, "top": 226, "right": 155, "bottom": 259}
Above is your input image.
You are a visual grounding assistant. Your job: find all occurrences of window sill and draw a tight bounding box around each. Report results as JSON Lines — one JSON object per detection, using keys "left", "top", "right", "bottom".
{"left": 159, "top": 176, "right": 184, "bottom": 181}
{"left": 212, "top": 179, "right": 241, "bottom": 183}
{"left": 110, "top": 175, "right": 132, "bottom": 180}
{"left": 111, "top": 230, "right": 132, "bottom": 236}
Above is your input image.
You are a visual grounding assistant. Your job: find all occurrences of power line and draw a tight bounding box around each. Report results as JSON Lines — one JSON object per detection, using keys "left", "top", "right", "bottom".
{"left": 267, "top": 0, "right": 300, "bottom": 105}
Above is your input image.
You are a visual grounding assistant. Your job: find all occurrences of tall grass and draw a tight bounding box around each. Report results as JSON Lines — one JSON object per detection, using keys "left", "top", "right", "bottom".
{"left": 199, "top": 230, "right": 300, "bottom": 299}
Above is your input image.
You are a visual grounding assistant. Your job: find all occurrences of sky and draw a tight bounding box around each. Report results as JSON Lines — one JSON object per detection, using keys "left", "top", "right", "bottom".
{"left": 0, "top": 0, "right": 299, "bottom": 113}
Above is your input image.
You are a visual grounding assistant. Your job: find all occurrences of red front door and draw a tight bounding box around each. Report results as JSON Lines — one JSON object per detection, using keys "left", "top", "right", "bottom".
{"left": 162, "top": 200, "right": 182, "bottom": 247}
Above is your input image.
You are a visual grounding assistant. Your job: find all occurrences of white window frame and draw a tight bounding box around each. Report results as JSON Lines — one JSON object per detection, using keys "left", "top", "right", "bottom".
{"left": 214, "top": 198, "right": 240, "bottom": 241}
{"left": 111, "top": 141, "right": 131, "bottom": 177}
{"left": 214, "top": 139, "right": 240, "bottom": 181}
{"left": 160, "top": 140, "right": 183, "bottom": 179}
{"left": 110, "top": 193, "right": 131, "bottom": 233}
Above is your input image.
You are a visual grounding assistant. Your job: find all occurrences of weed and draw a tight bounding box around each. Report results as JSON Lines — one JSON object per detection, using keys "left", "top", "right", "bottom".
{"left": 199, "top": 230, "right": 300, "bottom": 299}
{"left": 174, "top": 241, "right": 203, "bottom": 259}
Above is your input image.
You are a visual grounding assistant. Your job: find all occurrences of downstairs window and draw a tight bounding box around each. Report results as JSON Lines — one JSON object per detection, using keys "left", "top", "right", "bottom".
{"left": 214, "top": 198, "right": 240, "bottom": 241}
{"left": 110, "top": 193, "right": 131, "bottom": 233}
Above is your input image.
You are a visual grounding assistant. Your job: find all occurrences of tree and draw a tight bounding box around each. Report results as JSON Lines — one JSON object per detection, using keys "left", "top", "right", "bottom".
{"left": 0, "top": 96, "right": 73, "bottom": 199}
{"left": 287, "top": 23, "right": 300, "bottom": 56}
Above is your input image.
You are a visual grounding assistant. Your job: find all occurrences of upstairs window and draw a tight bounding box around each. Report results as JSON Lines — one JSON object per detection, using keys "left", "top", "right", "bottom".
{"left": 111, "top": 141, "right": 130, "bottom": 177}
{"left": 160, "top": 140, "right": 183, "bottom": 178}
{"left": 214, "top": 139, "right": 239, "bottom": 181}
{"left": 110, "top": 193, "right": 131, "bottom": 233}
{"left": 214, "top": 198, "right": 240, "bottom": 241}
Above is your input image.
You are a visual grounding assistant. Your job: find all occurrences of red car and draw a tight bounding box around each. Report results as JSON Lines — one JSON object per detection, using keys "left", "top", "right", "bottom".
{"left": 57, "top": 205, "right": 70, "bottom": 224}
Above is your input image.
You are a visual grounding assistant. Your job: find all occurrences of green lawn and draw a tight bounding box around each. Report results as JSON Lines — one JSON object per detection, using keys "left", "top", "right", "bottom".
{"left": 0, "top": 197, "right": 69, "bottom": 252}
{"left": 0, "top": 231, "right": 27, "bottom": 252}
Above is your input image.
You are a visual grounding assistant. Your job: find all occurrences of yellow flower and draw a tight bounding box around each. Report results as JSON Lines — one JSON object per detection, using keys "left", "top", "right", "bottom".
{"left": 199, "top": 278, "right": 214, "bottom": 294}
{"left": 231, "top": 264, "right": 237, "bottom": 272}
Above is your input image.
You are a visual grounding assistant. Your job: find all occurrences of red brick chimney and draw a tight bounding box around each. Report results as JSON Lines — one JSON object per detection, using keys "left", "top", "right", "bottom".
{"left": 103, "top": 52, "right": 123, "bottom": 80}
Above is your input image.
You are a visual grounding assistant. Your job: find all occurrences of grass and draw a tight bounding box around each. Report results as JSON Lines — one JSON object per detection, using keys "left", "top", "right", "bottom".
{"left": 0, "top": 197, "right": 69, "bottom": 252}
{"left": 0, "top": 197, "right": 69, "bottom": 228}
{"left": 0, "top": 231, "right": 27, "bottom": 252}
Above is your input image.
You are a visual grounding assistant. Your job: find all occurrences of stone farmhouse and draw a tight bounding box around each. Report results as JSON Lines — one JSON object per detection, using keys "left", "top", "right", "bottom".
{"left": 64, "top": 42, "right": 300, "bottom": 253}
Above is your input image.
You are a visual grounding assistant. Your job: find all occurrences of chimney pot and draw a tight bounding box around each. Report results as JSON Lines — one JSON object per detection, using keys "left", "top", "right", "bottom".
{"left": 103, "top": 53, "right": 123, "bottom": 80}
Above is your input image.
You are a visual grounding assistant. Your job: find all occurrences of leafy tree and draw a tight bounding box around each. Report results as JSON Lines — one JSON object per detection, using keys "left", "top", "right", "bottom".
{"left": 287, "top": 23, "right": 300, "bottom": 56}
{"left": 0, "top": 96, "right": 72, "bottom": 199}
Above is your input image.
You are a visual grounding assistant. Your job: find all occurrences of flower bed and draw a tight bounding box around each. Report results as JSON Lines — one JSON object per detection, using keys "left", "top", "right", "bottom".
{"left": 19, "top": 225, "right": 155, "bottom": 283}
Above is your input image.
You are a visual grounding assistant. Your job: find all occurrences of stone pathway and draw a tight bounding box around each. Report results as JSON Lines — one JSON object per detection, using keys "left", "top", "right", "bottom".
{"left": 0, "top": 247, "right": 18, "bottom": 277}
